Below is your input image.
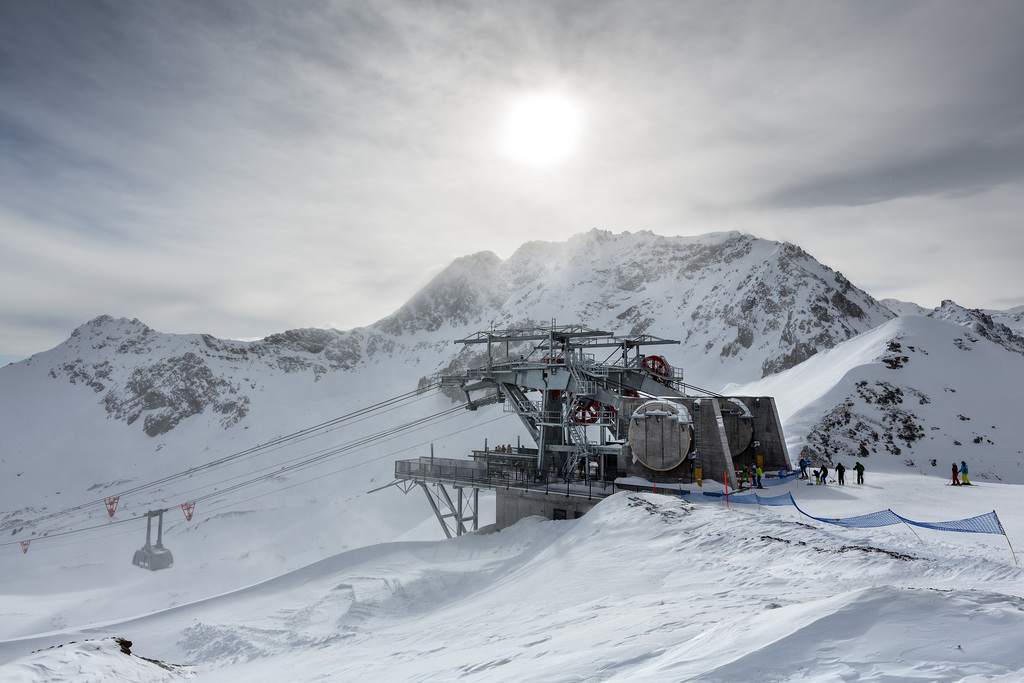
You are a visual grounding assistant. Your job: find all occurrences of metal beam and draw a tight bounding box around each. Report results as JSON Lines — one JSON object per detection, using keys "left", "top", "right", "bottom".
{"left": 419, "top": 483, "right": 453, "bottom": 539}
{"left": 418, "top": 482, "right": 480, "bottom": 538}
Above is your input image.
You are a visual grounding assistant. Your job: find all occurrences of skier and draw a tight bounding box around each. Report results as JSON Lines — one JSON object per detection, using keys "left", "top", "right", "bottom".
{"left": 960, "top": 461, "right": 971, "bottom": 486}
{"left": 799, "top": 458, "right": 808, "bottom": 480}
{"left": 854, "top": 461, "right": 865, "bottom": 485}
{"left": 755, "top": 464, "right": 764, "bottom": 489}
{"left": 820, "top": 463, "right": 829, "bottom": 486}
{"left": 836, "top": 462, "right": 846, "bottom": 485}
{"left": 951, "top": 462, "right": 960, "bottom": 486}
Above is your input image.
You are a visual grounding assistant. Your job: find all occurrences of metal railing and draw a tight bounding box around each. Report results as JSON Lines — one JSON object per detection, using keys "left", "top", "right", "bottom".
{"left": 394, "top": 456, "right": 620, "bottom": 500}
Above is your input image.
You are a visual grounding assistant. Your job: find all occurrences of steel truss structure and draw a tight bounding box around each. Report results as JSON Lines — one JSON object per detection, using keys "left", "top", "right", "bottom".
{"left": 390, "top": 322, "right": 791, "bottom": 535}
{"left": 446, "top": 323, "right": 689, "bottom": 480}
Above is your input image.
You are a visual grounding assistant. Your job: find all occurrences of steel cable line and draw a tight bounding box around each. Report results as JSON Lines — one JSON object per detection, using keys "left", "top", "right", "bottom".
{"left": 0, "top": 515, "right": 139, "bottom": 549}
{"left": 144, "top": 403, "right": 469, "bottom": 508}
{"left": 197, "top": 412, "right": 515, "bottom": 518}
{"left": 100, "top": 390, "right": 456, "bottom": 514}
{"left": 2, "top": 408, "right": 513, "bottom": 552}
{"left": 108, "top": 402, "right": 468, "bottom": 515}
{"left": 0, "top": 383, "right": 441, "bottom": 534}
{"left": 8, "top": 397, "right": 461, "bottom": 550}
{"left": 3, "top": 404, "right": 465, "bottom": 549}
{"left": 185, "top": 404, "right": 468, "bottom": 506}
{"left": 1, "top": 522, "right": 142, "bottom": 554}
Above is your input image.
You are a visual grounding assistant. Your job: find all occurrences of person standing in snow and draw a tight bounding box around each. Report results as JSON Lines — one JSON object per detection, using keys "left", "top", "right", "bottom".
{"left": 799, "top": 458, "right": 808, "bottom": 480}
{"left": 836, "top": 462, "right": 846, "bottom": 485}
{"left": 820, "top": 463, "right": 829, "bottom": 485}
{"left": 951, "top": 462, "right": 960, "bottom": 486}
{"left": 959, "top": 461, "right": 971, "bottom": 485}
{"left": 755, "top": 464, "right": 764, "bottom": 489}
{"left": 854, "top": 461, "right": 865, "bottom": 485}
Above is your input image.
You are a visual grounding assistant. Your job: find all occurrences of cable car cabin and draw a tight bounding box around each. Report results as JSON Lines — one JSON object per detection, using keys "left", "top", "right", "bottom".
{"left": 132, "top": 544, "right": 173, "bottom": 571}
{"left": 132, "top": 509, "right": 174, "bottom": 571}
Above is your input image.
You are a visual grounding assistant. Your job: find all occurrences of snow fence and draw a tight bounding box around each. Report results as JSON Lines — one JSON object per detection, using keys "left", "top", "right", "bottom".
{"left": 680, "top": 490, "right": 1016, "bottom": 563}
{"left": 689, "top": 490, "right": 1005, "bottom": 534}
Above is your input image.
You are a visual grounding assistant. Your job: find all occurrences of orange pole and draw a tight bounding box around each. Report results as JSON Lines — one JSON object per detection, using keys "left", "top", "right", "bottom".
{"left": 724, "top": 470, "right": 729, "bottom": 509}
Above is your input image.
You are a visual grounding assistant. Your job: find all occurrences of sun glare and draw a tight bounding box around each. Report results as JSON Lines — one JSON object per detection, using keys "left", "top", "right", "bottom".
{"left": 501, "top": 93, "right": 582, "bottom": 166}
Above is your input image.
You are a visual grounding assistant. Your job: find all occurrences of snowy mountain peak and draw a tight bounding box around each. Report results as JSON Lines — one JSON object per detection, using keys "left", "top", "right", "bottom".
{"left": 929, "top": 299, "right": 1024, "bottom": 355}
{"left": 69, "top": 315, "right": 154, "bottom": 349}
{"left": 29, "top": 318, "right": 366, "bottom": 438}
{"left": 379, "top": 251, "right": 505, "bottom": 336}
{"left": 3, "top": 231, "right": 904, "bottom": 444}
{"left": 381, "top": 230, "right": 895, "bottom": 387}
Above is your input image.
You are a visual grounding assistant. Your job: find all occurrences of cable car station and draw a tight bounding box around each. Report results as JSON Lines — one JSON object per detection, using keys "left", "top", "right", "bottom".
{"left": 391, "top": 323, "right": 791, "bottom": 535}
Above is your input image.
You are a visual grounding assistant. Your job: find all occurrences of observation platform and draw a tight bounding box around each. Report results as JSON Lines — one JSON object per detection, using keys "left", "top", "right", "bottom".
{"left": 393, "top": 453, "right": 644, "bottom": 534}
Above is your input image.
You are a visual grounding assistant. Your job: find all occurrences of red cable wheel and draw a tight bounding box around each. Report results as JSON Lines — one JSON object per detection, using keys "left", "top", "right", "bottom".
{"left": 642, "top": 355, "right": 670, "bottom": 377}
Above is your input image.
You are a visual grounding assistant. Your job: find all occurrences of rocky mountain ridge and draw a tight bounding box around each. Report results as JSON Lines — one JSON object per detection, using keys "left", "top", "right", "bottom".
{"left": 383, "top": 230, "right": 897, "bottom": 382}
{"left": 928, "top": 299, "right": 1024, "bottom": 355}
{"left": 3, "top": 230, "right": 1018, "bottom": 449}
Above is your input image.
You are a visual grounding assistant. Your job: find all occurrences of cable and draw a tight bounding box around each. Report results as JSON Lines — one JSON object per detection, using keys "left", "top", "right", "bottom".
{"left": 1, "top": 399, "right": 466, "bottom": 547}
{"left": 0, "top": 383, "right": 441, "bottom": 534}
{"left": 185, "top": 404, "right": 467, "bottom": 506}
{"left": 200, "top": 412, "right": 513, "bottom": 517}
{"left": 2, "top": 408, "right": 513, "bottom": 552}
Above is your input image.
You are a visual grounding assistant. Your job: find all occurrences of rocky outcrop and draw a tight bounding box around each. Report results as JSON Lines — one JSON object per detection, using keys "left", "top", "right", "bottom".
{"left": 930, "top": 300, "right": 1024, "bottom": 356}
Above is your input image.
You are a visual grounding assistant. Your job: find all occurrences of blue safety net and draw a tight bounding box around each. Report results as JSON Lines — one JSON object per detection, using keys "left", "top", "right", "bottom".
{"left": 894, "top": 510, "right": 1005, "bottom": 535}
{"left": 720, "top": 493, "right": 760, "bottom": 505}
{"left": 689, "top": 491, "right": 796, "bottom": 507}
{"left": 684, "top": 488, "right": 1007, "bottom": 536}
{"left": 753, "top": 492, "right": 798, "bottom": 507}
{"left": 791, "top": 502, "right": 903, "bottom": 529}
{"left": 696, "top": 491, "right": 761, "bottom": 504}
{"left": 761, "top": 470, "right": 801, "bottom": 487}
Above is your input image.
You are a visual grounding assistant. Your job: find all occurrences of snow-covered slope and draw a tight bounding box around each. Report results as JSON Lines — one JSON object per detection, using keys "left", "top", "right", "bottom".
{"left": 2, "top": 229, "right": 1024, "bottom": 680}
{"left": 986, "top": 304, "right": 1024, "bottom": 337}
{"left": 2, "top": 477, "right": 1022, "bottom": 681}
{"left": 737, "top": 311, "right": 1024, "bottom": 483}
{"left": 880, "top": 297, "right": 930, "bottom": 317}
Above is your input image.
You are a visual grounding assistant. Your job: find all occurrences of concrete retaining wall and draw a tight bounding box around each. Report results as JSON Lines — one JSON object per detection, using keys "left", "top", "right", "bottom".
{"left": 495, "top": 488, "right": 600, "bottom": 529}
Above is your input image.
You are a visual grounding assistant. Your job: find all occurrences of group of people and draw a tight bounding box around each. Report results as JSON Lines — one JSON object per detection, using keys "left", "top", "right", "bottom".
{"left": 738, "top": 464, "right": 765, "bottom": 489}
{"left": 799, "top": 457, "right": 972, "bottom": 487}
{"left": 952, "top": 460, "right": 971, "bottom": 486}
{"left": 797, "top": 457, "right": 865, "bottom": 485}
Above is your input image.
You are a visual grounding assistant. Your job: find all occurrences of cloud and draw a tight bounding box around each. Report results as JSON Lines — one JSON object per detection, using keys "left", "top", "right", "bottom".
{"left": 762, "top": 139, "right": 1024, "bottom": 208}
{"left": 1, "top": 1, "right": 1024, "bottom": 357}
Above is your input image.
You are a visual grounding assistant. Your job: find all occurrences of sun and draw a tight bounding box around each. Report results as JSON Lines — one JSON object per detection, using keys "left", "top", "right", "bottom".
{"left": 501, "top": 93, "right": 582, "bottom": 166}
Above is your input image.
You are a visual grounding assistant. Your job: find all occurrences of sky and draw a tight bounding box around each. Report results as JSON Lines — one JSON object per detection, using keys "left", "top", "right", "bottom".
{"left": 2, "top": 0, "right": 1024, "bottom": 364}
